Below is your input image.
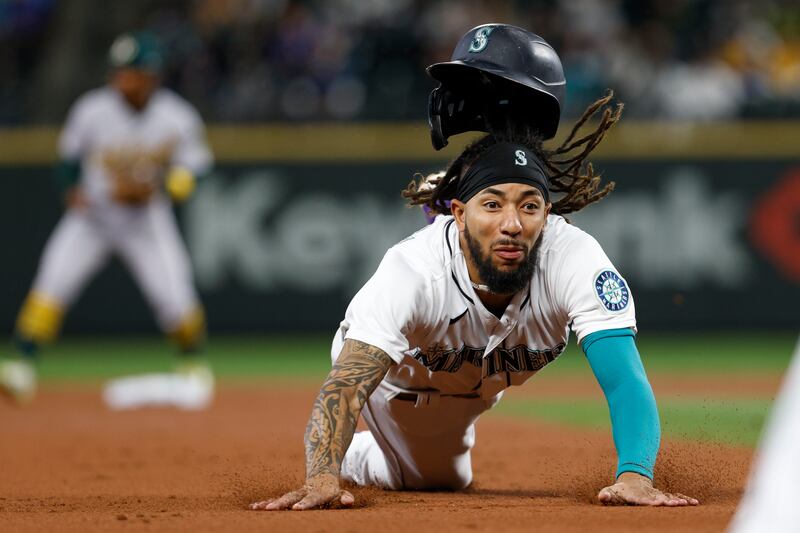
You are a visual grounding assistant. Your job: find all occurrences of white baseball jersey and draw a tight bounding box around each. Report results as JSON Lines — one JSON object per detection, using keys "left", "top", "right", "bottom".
{"left": 59, "top": 87, "right": 212, "bottom": 204}
{"left": 338, "top": 214, "right": 637, "bottom": 399}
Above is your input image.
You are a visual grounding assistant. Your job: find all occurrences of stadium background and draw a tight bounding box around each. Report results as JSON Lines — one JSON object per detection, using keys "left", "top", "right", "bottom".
{"left": 1, "top": 0, "right": 798, "bottom": 334}
{"left": 0, "top": 1, "right": 799, "bottom": 531}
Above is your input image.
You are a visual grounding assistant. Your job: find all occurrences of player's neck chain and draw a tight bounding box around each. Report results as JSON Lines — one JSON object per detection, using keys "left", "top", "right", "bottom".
{"left": 471, "top": 281, "right": 492, "bottom": 293}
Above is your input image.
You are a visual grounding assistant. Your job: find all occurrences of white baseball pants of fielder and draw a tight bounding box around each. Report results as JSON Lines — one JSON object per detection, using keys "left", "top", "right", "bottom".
{"left": 29, "top": 198, "right": 199, "bottom": 332}
{"left": 729, "top": 334, "right": 800, "bottom": 533}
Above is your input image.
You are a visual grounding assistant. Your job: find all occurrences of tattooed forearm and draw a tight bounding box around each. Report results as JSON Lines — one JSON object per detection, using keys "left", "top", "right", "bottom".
{"left": 303, "top": 339, "right": 393, "bottom": 480}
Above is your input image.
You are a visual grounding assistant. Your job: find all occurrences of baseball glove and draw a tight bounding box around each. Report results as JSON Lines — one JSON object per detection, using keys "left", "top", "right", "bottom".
{"left": 102, "top": 142, "right": 175, "bottom": 205}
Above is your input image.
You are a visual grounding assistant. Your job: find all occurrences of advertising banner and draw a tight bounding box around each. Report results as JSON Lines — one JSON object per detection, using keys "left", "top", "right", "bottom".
{"left": 2, "top": 157, "right": 797, "bottom": 333}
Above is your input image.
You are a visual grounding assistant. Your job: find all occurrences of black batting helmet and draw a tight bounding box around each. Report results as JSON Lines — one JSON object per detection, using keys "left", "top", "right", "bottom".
{"left": 427, "top": 24, "right": 566, "bottom": 150}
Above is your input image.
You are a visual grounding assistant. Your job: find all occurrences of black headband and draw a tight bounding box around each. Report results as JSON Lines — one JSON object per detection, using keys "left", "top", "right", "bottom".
{"left": 455, "top": 142, "right": 550, "bottom": 203}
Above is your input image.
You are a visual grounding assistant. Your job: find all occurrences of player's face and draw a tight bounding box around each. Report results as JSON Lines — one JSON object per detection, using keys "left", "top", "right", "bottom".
{"left": 452, "top": 182, "right": 550, "bottom": 293}
{"left": 111, "top": 68, "right": 158, "bottom": 110}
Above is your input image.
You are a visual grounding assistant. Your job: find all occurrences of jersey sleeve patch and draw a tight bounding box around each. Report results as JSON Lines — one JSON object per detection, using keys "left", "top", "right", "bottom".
{"left": 593, "top": 270, "right": 630, "bottom": 312}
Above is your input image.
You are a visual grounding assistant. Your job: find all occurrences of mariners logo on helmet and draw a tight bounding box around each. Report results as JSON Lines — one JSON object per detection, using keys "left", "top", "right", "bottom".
{"left": 594, "top": 270, "right": 630, "bottom": 312}
{"left": 468, "top": 27, "right": 494, "bottom": 53}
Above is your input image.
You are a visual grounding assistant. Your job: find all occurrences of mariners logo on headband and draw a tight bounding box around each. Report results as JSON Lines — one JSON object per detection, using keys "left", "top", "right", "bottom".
{"left": 455, "top": 142, "right": 550, "bottom": 203}
{"left": 594, "top": 270, "right": 630, "bottom": 312}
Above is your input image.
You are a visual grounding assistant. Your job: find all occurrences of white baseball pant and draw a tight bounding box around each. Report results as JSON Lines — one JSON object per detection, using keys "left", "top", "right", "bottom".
{"left": 29, "top": 198, "right": 199, "bottom": 332}
{"left": 729, "top": 335, "right": 800, "bottom": 533}
{"left": 332, "top": 332, "right": 501, "bottom": 490}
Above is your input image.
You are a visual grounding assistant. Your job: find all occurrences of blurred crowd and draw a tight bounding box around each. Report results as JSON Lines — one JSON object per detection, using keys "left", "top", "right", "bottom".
{"left": 1, "top": 0, "right": 799, "bottom": 124}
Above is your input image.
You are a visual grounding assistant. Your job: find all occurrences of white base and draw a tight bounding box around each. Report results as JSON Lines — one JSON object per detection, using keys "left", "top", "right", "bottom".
{"left": 103, "top": 371, "right": 214, "bottom": 411}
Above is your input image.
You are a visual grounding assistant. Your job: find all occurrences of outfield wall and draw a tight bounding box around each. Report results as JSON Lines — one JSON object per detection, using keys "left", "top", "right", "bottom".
{"left": 1, "top": 122, "right": 798, "bottom": 334}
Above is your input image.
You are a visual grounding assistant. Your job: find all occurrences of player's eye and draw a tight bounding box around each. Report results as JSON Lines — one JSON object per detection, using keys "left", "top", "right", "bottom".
{"left": 483, "top": 201, "right": 500, "bottom": 210}
{"left": 522, "top": 202, "right": 539, "bottom": 211}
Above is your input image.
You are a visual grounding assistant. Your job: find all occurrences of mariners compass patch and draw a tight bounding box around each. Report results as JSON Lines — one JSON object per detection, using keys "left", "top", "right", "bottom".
{"left": 594, "top": 270, "right": 630, "bottom": 312}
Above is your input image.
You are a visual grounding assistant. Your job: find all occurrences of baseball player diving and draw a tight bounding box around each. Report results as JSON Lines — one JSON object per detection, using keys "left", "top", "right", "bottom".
{"left": 0, "top": 32, "right": 213, "bottom": 407}
{"left": 250, "top": 24, "right": 698, "bottom": 509}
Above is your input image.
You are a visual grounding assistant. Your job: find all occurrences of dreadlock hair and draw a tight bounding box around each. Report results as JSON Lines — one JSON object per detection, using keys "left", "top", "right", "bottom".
{"left": 402, "top": 91, "right": 623, "bottom": 217}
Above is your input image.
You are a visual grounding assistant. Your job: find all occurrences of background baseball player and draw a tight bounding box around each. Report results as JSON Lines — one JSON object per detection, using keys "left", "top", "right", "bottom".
{"left": 251, "top": 25, "right": 698, "bottom": 510}
{"left": 0, "top": 31, "right": 213, "bottom": 407}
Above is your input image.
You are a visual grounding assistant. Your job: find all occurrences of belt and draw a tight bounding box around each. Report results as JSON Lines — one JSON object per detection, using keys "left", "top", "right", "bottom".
{"left": 394, "top": 391, "right": 481, "bottom": 402}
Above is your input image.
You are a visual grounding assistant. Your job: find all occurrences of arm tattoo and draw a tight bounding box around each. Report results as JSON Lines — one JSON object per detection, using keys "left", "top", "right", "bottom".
{"left": 304, "top": 339, "right": 393, "bottom": 480}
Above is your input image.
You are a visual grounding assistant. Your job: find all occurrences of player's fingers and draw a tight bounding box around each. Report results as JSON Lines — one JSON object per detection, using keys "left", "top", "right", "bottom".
{"left": 602, "top": 486, "right": 665, "bottom": 507}
{"left": 672, "top": 492, "right": 699, "bottom": 505}
{"left": 249, "top": 500, "right": 272, "bottom": 510}
{"left": 649, "top": 492, "right": 686, "bottom": 507}
{"left": 635, "top": 490, "right": 674, "bottom": 506}
{"left": 664, "top": 492, "right": 687, "bottom": 506}
{"left": 260, "top": 489, "right": 307, "bottom": 511}
{"left": 307, "top": 489, "right": 356, "bottom": 510}
{"left": 291, "top": 490, "right": 338, "bottom": 511}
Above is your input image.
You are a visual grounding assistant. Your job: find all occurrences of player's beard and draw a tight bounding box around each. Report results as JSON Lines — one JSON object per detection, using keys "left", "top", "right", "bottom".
{"left": 463, "top": 223, "right": 542, "bottom": 295}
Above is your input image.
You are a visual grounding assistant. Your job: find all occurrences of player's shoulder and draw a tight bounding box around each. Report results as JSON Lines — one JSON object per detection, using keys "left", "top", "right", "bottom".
{"left": 151, "top": 89, "right": 204, "bottom": 124}
{"left": 384, "top": 216, "right": 451, "bottom": 281}
{"left": 540, "top": 214, "right": 605, "bottom": 258}
{"left": 541, "top": 214, "right": 602, "bottom": 249}
{"left": 68, "top": 87, "right": 117, "bottom": 117}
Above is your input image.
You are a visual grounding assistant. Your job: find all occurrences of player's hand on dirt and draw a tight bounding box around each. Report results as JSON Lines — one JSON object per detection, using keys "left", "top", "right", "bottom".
{"left": 598, "top": 472, "right": 699, "bottom": 506}
{"left": 249, "top": 473, "right": 354, "bottom": 511}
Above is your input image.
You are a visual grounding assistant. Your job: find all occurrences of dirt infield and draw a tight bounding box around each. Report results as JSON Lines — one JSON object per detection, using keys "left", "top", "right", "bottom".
{"left": 0, "top": 383, "right": 753, "bottom": 533}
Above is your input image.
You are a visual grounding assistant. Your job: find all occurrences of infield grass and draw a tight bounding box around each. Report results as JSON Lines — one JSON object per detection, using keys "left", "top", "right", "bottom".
{"left": 2, "top": 331, "right": 795, "bottom": 446}
{"left": 10, "top": 330, "right": 793, "bottom": 380}
{"left": 494, "top": 331, "right": 796, "bottom": 446}
{"left": 492, "top": 397, "right": 774, "bottom": 447}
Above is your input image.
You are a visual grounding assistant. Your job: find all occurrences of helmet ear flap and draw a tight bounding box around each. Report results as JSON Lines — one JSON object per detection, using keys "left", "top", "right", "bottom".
{"left": 428, "top": 87, "right": 448, "bottom": 150}
{"left": 429, "top": 79, "right": 493, "bottom": 151}
{"left": 429, "top": 72, "right": 562, "bottom": 148}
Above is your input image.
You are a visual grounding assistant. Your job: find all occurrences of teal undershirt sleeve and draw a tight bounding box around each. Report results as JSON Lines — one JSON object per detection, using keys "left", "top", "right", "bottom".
{"left": 581, "top": 328, "right": 660, "bottom": 480}
{"left": 55, "top": 159, "right": 81, "bottom": 191}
